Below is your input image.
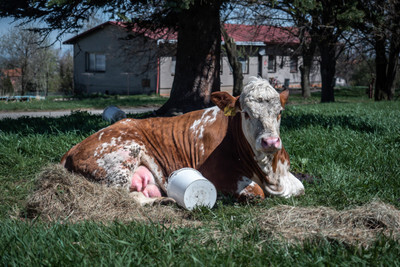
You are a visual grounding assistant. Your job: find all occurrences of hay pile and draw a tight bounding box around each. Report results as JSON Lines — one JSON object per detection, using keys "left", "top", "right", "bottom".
{"left": 257, "top": 201, "right": 400, "bottom": 246}
{"left": 25, "top": 164, "right": 191, "bottom": 225}
{"left": 25, "top": 164, "right": 400, "bottom": 246}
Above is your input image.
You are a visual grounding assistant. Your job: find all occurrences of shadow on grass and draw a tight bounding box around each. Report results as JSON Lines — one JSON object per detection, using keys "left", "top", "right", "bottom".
{"left": 281, "top": 113, "right": 382, "bottom": 134}
{"left": 0, "top": 111, "right": 153, "bottom": 135}
{"left": 1, "top": 108, "right": 382, "bottom": 135}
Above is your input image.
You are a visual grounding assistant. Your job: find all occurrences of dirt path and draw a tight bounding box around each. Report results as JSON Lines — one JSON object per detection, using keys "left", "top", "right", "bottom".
{"left": 0, "top": 107, "right": 157, "bottom": 120}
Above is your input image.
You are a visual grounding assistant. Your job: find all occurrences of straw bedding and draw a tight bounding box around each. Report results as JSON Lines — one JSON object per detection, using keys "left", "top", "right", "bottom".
{"left": 24, "top": 164, "right": 400, "bottom": 246}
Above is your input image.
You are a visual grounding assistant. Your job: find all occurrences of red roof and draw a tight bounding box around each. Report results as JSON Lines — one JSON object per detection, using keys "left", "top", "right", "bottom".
{"left": 64, "top": 21, "right": 298, "bottom": 45}
{"left": 1, "top": 68, "right": 22, "bottom": 77}
{"left": 223, "top": 24, "right": 299, "bottom": 45}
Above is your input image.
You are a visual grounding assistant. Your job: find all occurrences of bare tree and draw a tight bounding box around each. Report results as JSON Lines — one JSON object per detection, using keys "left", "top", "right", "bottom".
{"left": 221, "top": 24, "right": 243, "bottom": 96}
{"left": 0, "top": 25, "right": 58, "bottom": 96}
{"left": 59, "top": 50, "right": 74, "bottom": 95}
{"left": 357, "top": 0, "right": 400, "bottom": 100}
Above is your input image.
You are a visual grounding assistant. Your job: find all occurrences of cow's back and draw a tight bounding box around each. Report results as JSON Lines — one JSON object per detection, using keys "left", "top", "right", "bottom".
{"left": 61, "top": 107, "right": 229, "bottom": 190}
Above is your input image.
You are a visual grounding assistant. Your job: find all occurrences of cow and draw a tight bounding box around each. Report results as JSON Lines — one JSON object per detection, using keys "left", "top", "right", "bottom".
{"left": 61, "top": 77, "right": 304, "bottom": 205}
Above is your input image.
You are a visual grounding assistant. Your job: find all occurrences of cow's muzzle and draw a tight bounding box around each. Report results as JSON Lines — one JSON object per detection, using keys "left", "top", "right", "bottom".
{"left": 261, "top": 136, "right": 281, "bottom": 152}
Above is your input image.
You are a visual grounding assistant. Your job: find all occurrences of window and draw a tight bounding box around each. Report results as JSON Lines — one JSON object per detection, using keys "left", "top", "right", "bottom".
{"left": 171, "top": 57, "right": 176, "bottom": 76}
{"left": 268, "top": 55, "right": 276, "bottom": 72}
{"left": 142, "top": 79, "right": 150, "bottom": 88}
{"left": 86, "top": 52, "right": 106, "bottom": 72}
{"left": 290, "top": 56, "right": 298, "bottom": 73}
{"left": 238, "top": 56, "right": 249, "bottom": 74}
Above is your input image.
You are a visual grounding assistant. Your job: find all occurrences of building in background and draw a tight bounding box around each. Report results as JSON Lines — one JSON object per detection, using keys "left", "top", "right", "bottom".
{"left": 64, "top": 22, "right": 321, "bottom": 96}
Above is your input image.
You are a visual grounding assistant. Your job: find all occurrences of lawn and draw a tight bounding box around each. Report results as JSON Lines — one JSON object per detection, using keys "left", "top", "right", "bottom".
{"left": 0, "top": 94, "right": 167, "bottom": 111}
{"left": 1, "top": 89, "right": 400, "bottom": 265}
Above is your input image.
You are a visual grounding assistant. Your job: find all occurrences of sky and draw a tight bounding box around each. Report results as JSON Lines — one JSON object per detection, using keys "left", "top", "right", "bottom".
{"left": 0, "top": 17, "right": 75, "bottom": 52}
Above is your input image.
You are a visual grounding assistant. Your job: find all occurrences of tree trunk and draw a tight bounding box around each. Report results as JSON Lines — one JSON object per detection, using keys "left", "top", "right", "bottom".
{"left": 156, "top": 1, "right": 221, "bottom": 115}
{"left": 319, "top": 41, "right": 336, "bottom": 103}
{"left": 221, "top": 24, "right": 243, "bottom": 97}
{"left": 299, "top": 64, "right": 311, "bottom": 98}
{"left": 374, "top": 36, "right": 399, "bottom": 101}
{"left": 299, "top": 37, "right": 316, "bottom": 98}
{"left": 374, "top": 37, "right": 389, "bottom": 100}
{"left": 387, "top": 34, "right": 400, "bottom": 99}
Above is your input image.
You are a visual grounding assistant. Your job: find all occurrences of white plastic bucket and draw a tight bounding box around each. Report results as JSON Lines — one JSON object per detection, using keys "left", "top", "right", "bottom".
{"left": 167, "top": 168, "right": 217, "bottom": 210}
{"left": 102, "top": 105, "right": 126, "bottom": 123}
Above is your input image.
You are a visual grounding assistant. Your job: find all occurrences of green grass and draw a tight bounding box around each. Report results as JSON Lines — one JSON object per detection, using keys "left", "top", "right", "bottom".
{"left": 1, "top": 94, "right": 400, "bottom": 265}
{"left": 288, "top": 86, "right": 378, "bottom": 105}
{"left": 2, "top": 220, "right": 400, "bottom": 266}
{"left": 0, "top": 94, "right": 167, "bottom": 111}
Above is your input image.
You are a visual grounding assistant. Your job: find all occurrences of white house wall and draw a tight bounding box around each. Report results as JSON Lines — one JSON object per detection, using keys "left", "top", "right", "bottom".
{"left": 159, "top": 56, "right": 175, "bottom": 90}
{"left": 71, "top": 24, "right": 158, "bottom": 95}
{"left": 159, "top": 54, "right": 321, "bottom": 92}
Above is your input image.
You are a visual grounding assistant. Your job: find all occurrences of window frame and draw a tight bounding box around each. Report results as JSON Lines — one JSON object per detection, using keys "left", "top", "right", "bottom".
{"left": 85, "top": 52, "right": 106, "bottom": 72}
{"left": 267, "top": 55, "right": 276, "bottom": 73}
{"left": 238, "top": 56, "right": 249, "bottom": 74}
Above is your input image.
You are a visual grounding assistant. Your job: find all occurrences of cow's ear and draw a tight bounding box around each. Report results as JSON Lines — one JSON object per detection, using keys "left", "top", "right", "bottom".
{"left": 211, "top": 91, "right": 240, "bottom": 116}
{"left": 280, "top": 90, "right": 289, "bottom": 108}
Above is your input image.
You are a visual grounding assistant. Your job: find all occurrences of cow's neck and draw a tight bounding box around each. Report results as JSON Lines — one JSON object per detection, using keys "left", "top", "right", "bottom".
{"left": 230, "top": 114, "right": 287, "bottom": 194}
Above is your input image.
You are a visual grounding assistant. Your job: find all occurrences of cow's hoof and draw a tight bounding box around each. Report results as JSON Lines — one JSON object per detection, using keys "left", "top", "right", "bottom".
{"left": 153, "top": 197, "right": 176, "bottom": 206}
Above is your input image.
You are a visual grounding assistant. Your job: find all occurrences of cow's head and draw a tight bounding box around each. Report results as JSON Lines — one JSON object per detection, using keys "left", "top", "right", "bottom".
{"left": 211, "top": 77, "right": 304, "bottom": 198}
{"left": 211, "top": 77, "right": 288, "bottom": 157}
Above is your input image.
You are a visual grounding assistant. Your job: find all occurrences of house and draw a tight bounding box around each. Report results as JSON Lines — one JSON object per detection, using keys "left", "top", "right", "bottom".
{"left": 0, "top": 68, "right": 22, "bottom": 95}
{"left": 64, "top": 22, "right": 321, "bottom": 96}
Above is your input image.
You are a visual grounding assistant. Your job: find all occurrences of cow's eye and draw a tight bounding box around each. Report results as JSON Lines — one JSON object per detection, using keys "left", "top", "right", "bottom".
{"left": 243, "top": 112, "right": 250, "bottom": 119}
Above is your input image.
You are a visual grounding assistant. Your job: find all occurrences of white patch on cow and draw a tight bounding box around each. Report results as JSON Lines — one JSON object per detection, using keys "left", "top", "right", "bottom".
{"left": 98, "top": 132, "right": 104, "bottom": 141}
{"left": 96, "top": 148, "right": 132, "bottom": 187}
{"left": 94, "top": 136, "right": 122, "bottom": 157}
{"left": 94, "top": 139, "right": 144, "bottom": 187}
{"left": 200, "top": 143, "right": 205, "bottom": 156}
{"left": 236, "top": 176, "right": 257, "bottom": 195}
{"left": 190, "top": 106, "right": 219, "bottom": 139}
{"left": 260, "top": 158, "right": 304, "bottom": 198}
{"left": 121, "top": 119, "right": 132, "bottom": 125}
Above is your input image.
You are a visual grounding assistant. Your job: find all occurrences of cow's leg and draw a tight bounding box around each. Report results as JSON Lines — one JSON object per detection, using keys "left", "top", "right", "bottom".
{"left": 129, "top": 165, "right": 162, "bottom": 198}
{"left": 236, "top": 177, "right": 265, "bottom": 201}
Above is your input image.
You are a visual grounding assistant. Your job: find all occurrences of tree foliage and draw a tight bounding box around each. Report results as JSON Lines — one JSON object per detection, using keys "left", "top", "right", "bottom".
{"left": 1, "top": 0, "right": 228, "bottom": 114}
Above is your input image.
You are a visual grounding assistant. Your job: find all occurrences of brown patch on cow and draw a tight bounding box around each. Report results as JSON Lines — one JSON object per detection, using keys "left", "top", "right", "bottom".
{"left": 271, "top": 148, "right": 290, "bottom": 173}
{"left": 245, "top": 182, "right": 265, "bottom": 197}
{"left": 279, "top": 89, "right": 289, "bottom": 108}
{"left": 237, "top": 182, "right": 265, "bottom": 202}
{"left": 210, "top": 91, "right": 240, "bottom": 113}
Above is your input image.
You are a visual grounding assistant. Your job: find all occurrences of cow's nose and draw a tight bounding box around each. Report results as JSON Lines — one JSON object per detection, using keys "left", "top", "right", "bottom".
{"left": 261, "top": 137, "right": 281, "bottom": 150}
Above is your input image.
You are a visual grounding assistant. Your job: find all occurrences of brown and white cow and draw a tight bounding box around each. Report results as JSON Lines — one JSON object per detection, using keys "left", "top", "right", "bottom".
{"left": 61, "top": 77, "right": 304, "bottom": 205}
